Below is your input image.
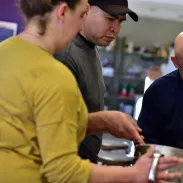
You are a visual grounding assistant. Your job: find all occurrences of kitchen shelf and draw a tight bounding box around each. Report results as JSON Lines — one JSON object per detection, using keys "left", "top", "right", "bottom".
{"left": 120, "top": 76, "right": 145, "bottom": 82}
{"left": 125, "top": 52, "right": 168, "bottom": 64}
{"left": 99, "top": 37, "right": 168, "bottom": 117}
{"left": 119, "top": 96, "right": 136, "bottom": 101}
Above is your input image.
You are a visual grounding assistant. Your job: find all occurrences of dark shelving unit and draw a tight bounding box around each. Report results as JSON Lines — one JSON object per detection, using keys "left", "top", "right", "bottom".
{"left": 98, "top": 37, "right": 168, "bottom": 117}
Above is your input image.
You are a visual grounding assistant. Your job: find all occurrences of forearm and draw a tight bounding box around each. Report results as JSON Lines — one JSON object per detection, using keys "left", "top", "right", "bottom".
{"left": 87, "top": 112, "right": 108, "bottom": 135}
{"left": 42, "top": 154, "right": 91, "bottom": 183}
{"left": 90, "top": 163, "right": 135, "bottom": 183}
{"left": 42, "top": 152, "right": 135, "bottom": 183}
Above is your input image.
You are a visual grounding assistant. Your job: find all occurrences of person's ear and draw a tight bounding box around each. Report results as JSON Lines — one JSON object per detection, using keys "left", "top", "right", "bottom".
{"left": 84, "top": 3, "right": 90, "bottom": 21}
{"left": 171, "top": 56, "right": 179, "bottom": 68}
{"left": 56, "top": 3, "right": 68, "bottom": 24}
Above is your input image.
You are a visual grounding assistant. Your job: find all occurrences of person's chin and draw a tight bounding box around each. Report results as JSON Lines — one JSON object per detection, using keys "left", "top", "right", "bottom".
{"left": 98, "top": 41, "right": 111, "bottom": 47}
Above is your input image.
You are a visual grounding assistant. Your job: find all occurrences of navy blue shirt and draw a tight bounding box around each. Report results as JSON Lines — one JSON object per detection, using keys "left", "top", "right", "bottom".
{"left": 138, "top": 70, "right": 183, "bottom": 149}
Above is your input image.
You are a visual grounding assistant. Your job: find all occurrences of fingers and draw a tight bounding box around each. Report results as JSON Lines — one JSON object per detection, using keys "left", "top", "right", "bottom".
{"left": 157, "top": 171, "right": 182, "bottom": 181}
{"left": 116, "top": 112, "right": 144, "bottom": 143}
{"left": 158, "top": 157, "right": 183, "bottom": 171}
{"left": 131, "top": 119, "right": 140, "bottom": 128}
{"left": 159, "top": 157, "right": 183, "bottom": 165}
{"left": 125, "top": 115, "right": 144, "bottom": 143}
{"left": 131, "top": 118, "right": 142, "bottom": 131}
{"left": 132, "top": 121, "right": 142, "bottom": 132}
{"left": 157, "top": 157, "right": 182, "bottom": 183}
{"left": 136, "top": 135, "right": 145, "bottom": 144}
{"left": 158, "top": 163, "right": 181, "bottom": 171}
{"left": 126, "top": 127, "right": 145, "bottom": 144}
{"left": 159, "top": 157, "right": 181, "bottom": 164}
{"left": 125, "top": 121, "right": 145, "bottom": 143}
{"left": 157, "top": 181, "right": 174, "bottom": 183}
{"left": 137, "top": 127, "right": 142, "bottom": 132}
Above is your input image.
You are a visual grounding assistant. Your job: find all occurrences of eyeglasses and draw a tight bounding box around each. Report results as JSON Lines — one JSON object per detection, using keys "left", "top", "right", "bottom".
{"left": 175, "top": 56, "right": 183, "bottom": 70}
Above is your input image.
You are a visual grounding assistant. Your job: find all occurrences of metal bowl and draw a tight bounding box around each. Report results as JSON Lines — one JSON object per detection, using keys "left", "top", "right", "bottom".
{"left": 135, "top": 144, "right": 183, "bottom": 183}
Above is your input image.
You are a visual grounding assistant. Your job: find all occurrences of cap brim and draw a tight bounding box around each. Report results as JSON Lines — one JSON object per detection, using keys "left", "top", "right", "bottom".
{"left": 99, "top": 5, "right": 138, "bottom": 22}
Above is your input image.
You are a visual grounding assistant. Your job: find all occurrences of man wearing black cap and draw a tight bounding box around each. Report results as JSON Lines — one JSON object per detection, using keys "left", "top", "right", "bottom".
{"left": 54, "top": 0, "right": 141, "bottom": 163}
{"left": 89, "top": 0, "right": 138, "bottom": 21}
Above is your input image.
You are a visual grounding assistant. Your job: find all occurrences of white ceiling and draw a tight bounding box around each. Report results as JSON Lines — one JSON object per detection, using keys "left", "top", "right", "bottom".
{"left": 128, "top": 0, "right": 183, "bottom": 22}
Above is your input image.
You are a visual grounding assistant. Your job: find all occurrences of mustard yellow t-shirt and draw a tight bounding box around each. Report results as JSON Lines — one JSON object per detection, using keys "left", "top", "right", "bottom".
{"left": 0, "top": 36, "right": 91, "bottom": 183}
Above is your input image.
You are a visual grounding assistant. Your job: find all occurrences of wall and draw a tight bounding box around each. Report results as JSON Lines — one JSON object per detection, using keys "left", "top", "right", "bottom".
{"left": 0, "top": 0, "right": 24, "bottom": 33}
{"left": 120, "top": 17, "right": 183, "bottom": 46}
{"left": 1, "top": 1, "right": 183, "bottom": 44}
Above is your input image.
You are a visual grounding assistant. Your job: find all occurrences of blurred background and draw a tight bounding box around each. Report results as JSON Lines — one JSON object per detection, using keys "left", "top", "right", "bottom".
{"left": 0, "top": 0, "right": 182, "bottom": 119}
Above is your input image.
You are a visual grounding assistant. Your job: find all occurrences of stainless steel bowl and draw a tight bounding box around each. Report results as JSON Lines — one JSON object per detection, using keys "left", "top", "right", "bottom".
{"left": 135, "top": 144, "right": 183, "bottom": 183}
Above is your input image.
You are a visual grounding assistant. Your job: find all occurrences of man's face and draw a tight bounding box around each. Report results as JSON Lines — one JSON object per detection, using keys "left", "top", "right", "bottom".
{"left": 82, "top": 6, "right": 126, "bottom": 46}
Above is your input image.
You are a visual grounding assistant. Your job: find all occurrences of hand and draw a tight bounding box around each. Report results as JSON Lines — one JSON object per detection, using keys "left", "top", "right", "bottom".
{"left": 132, "top": 148, "right": 183, "bottom": 183}
{"left": 102, "top": 111, "right": 144, "bottom": 144}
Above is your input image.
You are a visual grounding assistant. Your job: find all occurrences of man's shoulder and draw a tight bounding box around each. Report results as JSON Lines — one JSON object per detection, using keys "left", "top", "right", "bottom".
{"left": 54, "top": 37, "right": 87, "bottom": 64}
{"left": 161, "top": 69, "right": 178, "bottom": 81}
{"left": 148, "top": 70, "right": 178, "bottom": 91}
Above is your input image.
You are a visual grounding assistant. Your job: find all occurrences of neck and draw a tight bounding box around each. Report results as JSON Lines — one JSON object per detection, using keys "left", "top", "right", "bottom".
{"left": 80, "top": 29, "right": 96, "bottom": 45}
{"left": 18, "top": 22, "right": 56, "bottom": 55}
{"left": 80, "top": 29, "right": 88, "bottom": 41}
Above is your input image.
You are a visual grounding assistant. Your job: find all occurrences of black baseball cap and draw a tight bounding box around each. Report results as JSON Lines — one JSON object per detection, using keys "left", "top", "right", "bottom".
{"left": 89, "top": 0, "right": 138, "bottom": 22}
